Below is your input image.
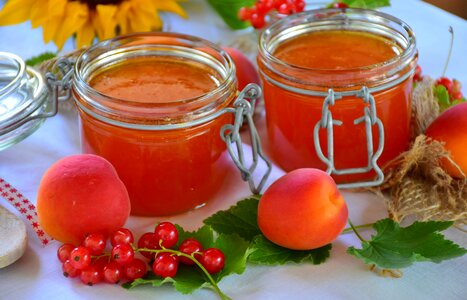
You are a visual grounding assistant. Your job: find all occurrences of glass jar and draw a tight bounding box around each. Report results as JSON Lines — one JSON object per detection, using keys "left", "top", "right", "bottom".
{"left": 72, "top": 33, "right": 242, "bottom": 216}
{"left": 0, "top": 52, "right": 51, "bottom": 150}
{"left": 258, "top": 8, "right": 418, "bottom": 187}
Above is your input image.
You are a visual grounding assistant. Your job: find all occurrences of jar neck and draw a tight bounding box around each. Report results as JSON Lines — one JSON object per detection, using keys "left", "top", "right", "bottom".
{"left": 73, "top": 33, "right": 237, "bottom": 127}
{"left": 258, "top": 8, "right": 418, "bottom": 91}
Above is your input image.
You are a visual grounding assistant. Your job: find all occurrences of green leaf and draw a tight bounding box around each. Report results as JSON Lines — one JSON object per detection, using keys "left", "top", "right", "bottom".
{"left": 175, "top": 224, "right": 214, "bottom": 248}
{"left": 204, "top": 196, "right": 261, "bottom": 242}
{"left": 341, "top": 0, "right": 390, "bottom": 9}
{"left": 123, "top": 267, "right": 207, "bottom": 294}
{"left": 213, "top": 234, "right": 250, "bottom": 280}
{"left": 347, "top": 219, "right": 467, "bottom": 269}
{"left": 125, "top": 225, "right": 248, "bottom": 295}
{"left": 434, "top": 84, "right": 451, "bottom": 110}
{"left": 207, "top": 0, "right": 255, "bottom": 30}
{"left": 248, "top": 235, "right": 332, "bottom": 265}
{"left": 25, "top": 52, "right": 56, "bottom": 67}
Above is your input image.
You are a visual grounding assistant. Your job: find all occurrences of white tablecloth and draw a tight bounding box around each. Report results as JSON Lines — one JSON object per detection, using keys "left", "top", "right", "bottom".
{"left": 1, "top": 1, "right": 466, "bottom": 299}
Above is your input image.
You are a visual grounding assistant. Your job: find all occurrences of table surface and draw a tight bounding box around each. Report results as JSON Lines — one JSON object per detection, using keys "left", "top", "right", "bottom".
{"left": 1, "top": 0, "right": 466, "bottom": 299}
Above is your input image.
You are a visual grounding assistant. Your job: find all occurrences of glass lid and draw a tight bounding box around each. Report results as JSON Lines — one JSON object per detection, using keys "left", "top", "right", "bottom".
{"left": 0, "top": 52, "right": 50, "bottom": 150}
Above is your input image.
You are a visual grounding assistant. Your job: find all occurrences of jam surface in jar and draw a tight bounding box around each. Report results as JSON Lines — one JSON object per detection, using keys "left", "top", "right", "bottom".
{"left": 89, "top": 57, "right": 218, "bottom": 103}
{"left": 79, "top": 56, "right": 235, "bottom": 216}
{"left": 261, "top": 30, "right": 413, "bottom": 183}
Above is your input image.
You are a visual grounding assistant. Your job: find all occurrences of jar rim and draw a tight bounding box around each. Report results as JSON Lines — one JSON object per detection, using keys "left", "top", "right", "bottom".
{"left": 73, "top": 32, "right": 237, "bottom": 127}
{"left": 260, "top": 8, "right": 416, "bottom": 73}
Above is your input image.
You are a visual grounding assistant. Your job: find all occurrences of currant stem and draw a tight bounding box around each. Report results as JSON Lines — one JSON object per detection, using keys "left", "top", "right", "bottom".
{"left": 442, "top": 26, "right": 454, "bottom": 77}
{"left": 137, "top": 248, "right": 231, "bottom": 300}
{"left": 348, "top": 219, "right": 368, "bottom": 243}
{"left": 341, "top": 223, "right": 374, "bottom": 234}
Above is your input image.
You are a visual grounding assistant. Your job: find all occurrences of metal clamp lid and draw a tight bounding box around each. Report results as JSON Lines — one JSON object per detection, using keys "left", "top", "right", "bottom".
{"left": 314, "top": 87, "right": 384, "bottom": 188}
{"left": 221, "top": 84, "right": 272, "bottom": 194}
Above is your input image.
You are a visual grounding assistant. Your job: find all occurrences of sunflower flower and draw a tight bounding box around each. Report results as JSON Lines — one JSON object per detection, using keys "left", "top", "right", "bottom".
{"left": 0, "top": 0, "right": 188, "bottom": 49}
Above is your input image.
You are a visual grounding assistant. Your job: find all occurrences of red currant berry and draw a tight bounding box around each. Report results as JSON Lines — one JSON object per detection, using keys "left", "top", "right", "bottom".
{"left": 294, "top": 0, "right": 305, "bottom": 12}
{"left": 83, "top": 233, "right": 106, "bottom": 255}
{"left": 274, "top": 0, "right": 286, "bottom": 9}
{"left": 70, "top": 246, "right": 91, "bottom": 270}
{"left": 178, "top": 238, "right": 203, "bottom": 265}
{"left": 103, "top": 261, "right": 124, "bottom": 284}
{"left": 436, "top": 77, "right": 454, "bottom": 94}
{"left": 80, "top": 265, "right": 102, "bottom": 286}
{"left": 256, "top": 0, "right": 274, "bottom": 15}
{"left": 57, "top": 243, "right": 75, "bottom": 263}
{"left": 413, "top": 65, "right": 423, "bottom": 82}
{"left": 278, "top": 3, "right": 291, "bottom": 14}
{"left": 238, "top": 7, "right": 252, "bottom": 21}
{"left": 124, "top": 258, "right": 147, "bottom": 280}
{"left": 200, "top": 248, "right": 225, "bottom": 274}
{"left": 111, "top": 243, "right": 134, "bottom": 266}
{"left": 452, "top": 91, "right": 464, "bottom": 100}
{"left": 154, "top": 222, "right": 178, "bottom": 249}
{"left": 138, "top": 232, "right": 159, "bottom": 259}
{"left": 152, "top": 253, "right": 178, "bottom": 278}
{"left": 250, "top": 13, "right": 266, "bottom": 29}
{"left": 110, "top": 228, "right": 134, "bottom": 246}
{"left": 92, "top": 256, "right": 109, "bottom": 271}
{"left": 62, "top": 259, "right": 81, "bottom": 278}
{"left": 333, "top": 2, "right": 349, "bottom": 8}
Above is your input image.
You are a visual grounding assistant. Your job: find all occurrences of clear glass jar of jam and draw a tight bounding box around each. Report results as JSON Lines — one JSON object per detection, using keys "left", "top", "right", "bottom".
{"left": 72, "top": 33, "right": 241, "bottom": 216}
{"left": 258, "top": 8, "right": 418, "bottom": 187}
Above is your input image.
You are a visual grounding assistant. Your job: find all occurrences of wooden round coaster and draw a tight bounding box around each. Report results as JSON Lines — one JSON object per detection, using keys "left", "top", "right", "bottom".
{"left": 0, "top": 204, "right": 27, "bottom": 268}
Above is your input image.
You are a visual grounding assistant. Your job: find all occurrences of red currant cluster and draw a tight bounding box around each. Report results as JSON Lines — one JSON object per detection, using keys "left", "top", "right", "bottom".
{"left": 414, "top": 65, "right": 464, "bottom": 100}
{"left": 238, "top": 0, "right": 306, "bottom": 29}
{"left": 56, "top": 222, "right": 225, "bottom": 286}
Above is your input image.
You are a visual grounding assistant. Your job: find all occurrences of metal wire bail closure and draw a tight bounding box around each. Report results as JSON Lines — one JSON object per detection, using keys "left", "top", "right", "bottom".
{"left": 45, "top": 57, "right": 74, "bottom": 103}
{"left": 313, "top": 87, "right": 385, "bottom": 189}
{"left": 221, "top": 84, "right": 272, "bottom": 194}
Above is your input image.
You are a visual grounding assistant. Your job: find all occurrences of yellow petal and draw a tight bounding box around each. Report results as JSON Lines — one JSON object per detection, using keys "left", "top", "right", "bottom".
{"left": 30, "top": 1, "right": 49, "bottom": 28}
{"left": 76, "top": 18, "right": 95, "bottom": 49}
{"left": 95, "top": 4, "right": 117, "bottom": 41}
{"left": 128, "top": 6, "right": 158, "bottom": 33}
{"left": 115, "top": 2, "right": 132, "bottom": 35}
{"left": 153, "top": 0, "right": 188, "bottom": 18}
{"left": 41, "top": 0, "right": 68, "bottom": 43}
{"left": 0, "top": 0, "right": 35, "bottom": 26}
{"left": 48, "top": 0, "right": 67, "bottom": 18}
{"left": 53, "top": 2, "right": 88, "bottom": 50}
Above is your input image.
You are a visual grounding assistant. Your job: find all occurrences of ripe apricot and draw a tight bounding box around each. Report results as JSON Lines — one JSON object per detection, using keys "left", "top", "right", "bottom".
{"left": 258, "top": 168, "right": 348, "bottom": 250}
{"left": 223, "top": 47, "right": 261, "bottom": 91}
{"left": 425, "top": 102, "right": 467, "bottom": 178}
{"left": 37, "top": 154, "right": 130, "bottom": 245}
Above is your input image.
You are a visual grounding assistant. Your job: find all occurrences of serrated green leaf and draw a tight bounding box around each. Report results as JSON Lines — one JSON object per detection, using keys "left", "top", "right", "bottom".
{"left": 123, "top": 266, "right": 206, "bottom": 294}
{"left": 248, "top": 235, "right": 332, "bottom": 265}
{"left": 342, "top": 0, "right": 390, "bottom": 9}
{"left": 204, "top": 197, "right": 261, "bottom": 242}
{"left": 347, "top": 219, "right": 467, "bottom": 269}
{"left": 213, "top": 234, "right": 250, "bottom": 280}
{"left": 175, "top": 224, "right": 214, "bottom": 248}
{"left": 25, "top": 52, "right": 56, "bottom": 66}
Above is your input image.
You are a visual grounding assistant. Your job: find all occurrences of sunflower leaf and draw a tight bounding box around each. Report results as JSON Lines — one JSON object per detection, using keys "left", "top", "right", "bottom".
{"left": 26, "top": 52, "right": 56, "bottom": 67}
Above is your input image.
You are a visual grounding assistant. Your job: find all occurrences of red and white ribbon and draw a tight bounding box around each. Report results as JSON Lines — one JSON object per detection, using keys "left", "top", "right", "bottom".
{"left": 0, "top": 177, "right": 52, "bottom": 246}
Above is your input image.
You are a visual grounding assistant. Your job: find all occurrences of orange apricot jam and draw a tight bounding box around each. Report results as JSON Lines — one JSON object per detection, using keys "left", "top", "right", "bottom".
{"left": 258, "top": 10, "right": 417, "bottom": 185}
{"left": 73, "top": 34, "right": 237, "bottom": 216}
